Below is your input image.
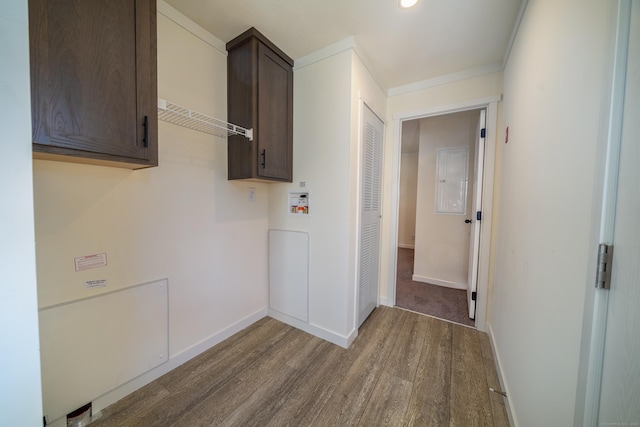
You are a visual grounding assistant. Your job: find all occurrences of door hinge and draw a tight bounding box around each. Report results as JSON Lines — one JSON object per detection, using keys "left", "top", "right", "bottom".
{"left": 476, "top": 211, "right": 482, "bottom": 221}
{"left": 480, "top": 128, "right": 486, "bottom": 138}
{"left": 595, "top": 244, "right": 613, "bottom": 290}
{"left": 471, "top": 291, "right": 477, "bottom": 301}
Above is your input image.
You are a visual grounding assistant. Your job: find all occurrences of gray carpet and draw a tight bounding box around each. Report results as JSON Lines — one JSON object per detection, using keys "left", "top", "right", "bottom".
{"left": 395, "top": 247, "right": 475, "bottom": 327}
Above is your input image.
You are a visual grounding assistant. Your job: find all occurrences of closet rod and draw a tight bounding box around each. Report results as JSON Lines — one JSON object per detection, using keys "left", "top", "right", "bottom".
{"left": 157, "top": 98, "right": 253, "bottom": 141}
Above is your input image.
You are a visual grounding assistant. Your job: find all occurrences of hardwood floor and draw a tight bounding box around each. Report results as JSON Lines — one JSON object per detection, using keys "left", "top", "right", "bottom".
{"left": 91, "top": 307, "right": 509, "bottom": 426}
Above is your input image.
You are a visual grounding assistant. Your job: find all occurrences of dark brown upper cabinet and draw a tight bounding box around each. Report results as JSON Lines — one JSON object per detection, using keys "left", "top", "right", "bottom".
{"left": 29, "top": 0, "right": 158, "bottom": 169}
{"left": 227, "top": 28, "right": 293, "bottom": 182}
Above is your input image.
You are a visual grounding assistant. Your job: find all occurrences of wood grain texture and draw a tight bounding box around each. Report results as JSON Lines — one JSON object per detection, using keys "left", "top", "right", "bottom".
{"left": 92, "top": 307, "right": 510, "bottom": 426}
{"left": 450, "top": 324, "right": 494, "bottom": 426}
{"left": 29, "top": 0, "right": 157, "bottom": 168}
{"left": 358, "top": 372, "right": 413, "bottom": 427}
{"left": 265, "top": 341, "right": 347, "bottom": 426}
{"left": 382, "top": 310, "right": 429, "bottom": 382}
{"left": 479, "top": 332, "right": 510, "bottom": 427}
{"left": 314, "top": 308, "right": 406, "bottom": 426}
{"left": 404, "top": 315, "right": 452, "bottom": 426}
{"left": 93, "top": 380, "right": 169, "bottom": 426}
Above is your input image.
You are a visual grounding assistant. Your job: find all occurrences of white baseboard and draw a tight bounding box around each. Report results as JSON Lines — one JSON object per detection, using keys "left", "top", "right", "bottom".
{"left": 486, "top": 323, "right": 518, "bottom": 427}
{"left": 86, "top": 308, "right": 268, "bottom": 425}
{"left": 379, "top": 296, "right": 392, "bottom": 307}
{"left": 411, "top": 274, "right": 467, "bottom": 290}
{"left": 267, "top": 308, "right": 354, "bottom": 349}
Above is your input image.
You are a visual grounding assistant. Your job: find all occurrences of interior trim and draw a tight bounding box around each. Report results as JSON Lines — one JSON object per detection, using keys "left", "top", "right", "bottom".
{"left": 386, "top": 96, "right": 500, "bottom": 333}
{"left": 157, "top": 0, "right": 227, "bottom": 54}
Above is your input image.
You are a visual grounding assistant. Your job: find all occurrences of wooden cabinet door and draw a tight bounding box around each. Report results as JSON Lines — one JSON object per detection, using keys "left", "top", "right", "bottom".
{"left": 227, "top": 28, "right": 292, "bottom": 182}
{"left": 227, "top": 39, "right": 257, "bottom": 180}
{"left": 29, "top": 0, "right": 157, "bottom": 168}
{"left": 257, "top": 43, "right": 293, "bottom": 181}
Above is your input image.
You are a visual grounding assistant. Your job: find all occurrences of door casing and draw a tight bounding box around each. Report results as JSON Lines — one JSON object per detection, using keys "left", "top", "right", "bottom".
{"left": 386, "top": 96, "right": 500, "bottom": 331}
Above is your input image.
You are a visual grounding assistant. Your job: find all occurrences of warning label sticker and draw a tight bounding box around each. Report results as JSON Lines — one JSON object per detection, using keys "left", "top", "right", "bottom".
{"left": 74, "top": 253, "right": 108, "bottom": 272}
{"left": 85, "top": 279, "right": 107, "bottom": 288}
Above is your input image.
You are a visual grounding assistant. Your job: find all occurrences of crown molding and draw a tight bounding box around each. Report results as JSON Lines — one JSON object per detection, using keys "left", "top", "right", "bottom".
{"left": 293, "top": 36, "right": 357, "bottom": 71}
{"left": 388, "top": 62, "right": 503, "bottom": 97}
{"left": 157, "top": 0, "right": 227, "bottom": 55}
{"left": 502, "top": 0, "right": 530, "bottom": 69}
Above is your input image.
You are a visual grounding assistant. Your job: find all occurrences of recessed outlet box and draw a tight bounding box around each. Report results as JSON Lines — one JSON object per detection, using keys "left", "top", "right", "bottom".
{"left": 289, "top": 191, "right": 309, "bottom": 215}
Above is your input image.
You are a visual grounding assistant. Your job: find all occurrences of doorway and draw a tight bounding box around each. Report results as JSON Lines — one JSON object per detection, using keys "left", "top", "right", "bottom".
{"left": 386, "top": 97, "right": 499, "bottom": 331}
{"left": 395, "top": 110, "right": 482, "bottom": 326}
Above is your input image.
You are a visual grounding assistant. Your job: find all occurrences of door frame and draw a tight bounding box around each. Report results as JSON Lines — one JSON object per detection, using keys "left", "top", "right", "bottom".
{"left": 386, "top": 95, "right": 499, "bottom": 331}
{"left": 357, "top": 102, "right": 385, "bottom": 328}
{"left": 575, "top": 1, "right": 632, "bottom": 425}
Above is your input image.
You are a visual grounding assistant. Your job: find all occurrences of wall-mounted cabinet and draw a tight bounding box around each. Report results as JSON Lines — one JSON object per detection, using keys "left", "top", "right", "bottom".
{"left": 227, "top": 28, "right": 293, "bottom": 182}
{"left": 29, "top": 0, "right": 158, "bottom": 169}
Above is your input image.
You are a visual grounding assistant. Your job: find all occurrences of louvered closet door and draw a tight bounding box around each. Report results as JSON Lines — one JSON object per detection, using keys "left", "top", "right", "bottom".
{"left": 358, "top": 105, "right": 384, "bottom": 328}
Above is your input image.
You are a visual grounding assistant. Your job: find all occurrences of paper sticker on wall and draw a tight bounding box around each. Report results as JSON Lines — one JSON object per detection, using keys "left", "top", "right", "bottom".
{"left": 85, "top": 279, "right": 107, "bottom": 288}
{"left": 74, "top": 253, "right": 108, "bottom": 272}
{"left": 289, "top": 192, "right": 309, "bottom": 215}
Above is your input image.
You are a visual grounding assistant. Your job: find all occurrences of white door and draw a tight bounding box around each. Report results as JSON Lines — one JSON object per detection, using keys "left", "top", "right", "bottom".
{"left": 597, "top": 1, "right": 640, "bottom": 423}
{"left": 358, "top": 104, "right": 384, "bottom": 327}
{"left": 583, "top": 2, "right": 640, "bottom": 424}
{"left": 467, "top": 109, "right": 486, "bottom": 319}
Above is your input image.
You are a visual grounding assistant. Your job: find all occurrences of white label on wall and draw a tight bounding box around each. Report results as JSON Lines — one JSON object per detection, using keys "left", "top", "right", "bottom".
{"left": 74, "top": 253, "right": 108, "bottom": 272}
{"left": 85, "top": 279, "right": 107, "bottom": 288}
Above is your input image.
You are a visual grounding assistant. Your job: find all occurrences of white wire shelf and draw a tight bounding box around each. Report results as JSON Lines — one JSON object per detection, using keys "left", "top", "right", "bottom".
{"left": 157, "top": 98, "right": 253, "bottom": 141}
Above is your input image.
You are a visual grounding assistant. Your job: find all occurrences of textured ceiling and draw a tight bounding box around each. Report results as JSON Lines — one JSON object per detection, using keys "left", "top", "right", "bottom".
{"left": 164, "top": 0, "right": 523, "bottom": 90}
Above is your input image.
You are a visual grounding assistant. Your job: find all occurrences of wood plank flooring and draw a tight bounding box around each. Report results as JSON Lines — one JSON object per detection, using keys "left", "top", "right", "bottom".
{"left": 91, "top": 307, "right": 509, "bottom": 426}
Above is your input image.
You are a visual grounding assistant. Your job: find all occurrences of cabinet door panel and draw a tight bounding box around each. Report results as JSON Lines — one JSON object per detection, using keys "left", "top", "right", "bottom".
{"left": 258, "top": 44, "right": 293, "bottom": 181}
{"left": 134, "top": 0, "right": 158, "bottom": 164}
{"left": 30, "top": 0, "right": 157, "bottom": 166}
{"left": 227, "top": 40, "right": 257, "bottom": 179}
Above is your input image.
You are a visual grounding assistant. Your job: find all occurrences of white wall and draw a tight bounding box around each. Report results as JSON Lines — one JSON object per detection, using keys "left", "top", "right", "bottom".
{"left": 413, "top": 111, "right": 478, "bottom": 288}
{"left": 380, "top": 71, "right": 503, "bottom": 305}
{"left": 268, "top": 44, "right": 386, "bottom": 345}
{"left": 269, "top": 49, "right": 353, "bottom": 342}
{"left": 489, "top": 1, "right": 616, "bottom": 425}
{"left": 0, "top": 1, "right": 44, "bottom": 425}
{"left": 398, "top": 152, "right": 418, "bottom": 248}
{"left": 33, "top": 10, "right": 269, "bottom": 422}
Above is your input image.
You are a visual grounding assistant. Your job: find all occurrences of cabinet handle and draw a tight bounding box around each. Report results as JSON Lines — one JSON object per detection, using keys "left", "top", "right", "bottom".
{"left": 142, "top": 115, "right": 149, "bottom": 148}
{"left": 261, "top": 149, "right": 266, "bottom": 168}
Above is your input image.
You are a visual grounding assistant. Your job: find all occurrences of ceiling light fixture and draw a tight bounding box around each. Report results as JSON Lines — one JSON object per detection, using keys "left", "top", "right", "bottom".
{"left": 399, "top": 0, "right": 418, "bottom": 9}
